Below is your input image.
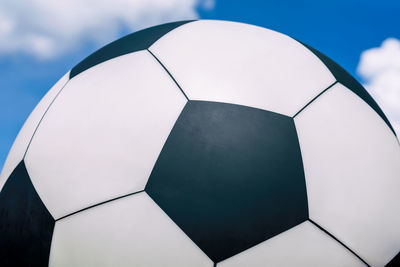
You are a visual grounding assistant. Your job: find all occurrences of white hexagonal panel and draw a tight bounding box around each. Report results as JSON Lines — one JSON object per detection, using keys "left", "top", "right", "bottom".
{"left": 49, "top": 192, "right": 212, "bottom": 267}
{"left": 24, "top": 50, "right": 187, "bottom": 219}
{"left": 149, "top": 20, "right": 336, "bottom": 116}
{"left": 295, "top": 83, "right": 400, "bottom": 266}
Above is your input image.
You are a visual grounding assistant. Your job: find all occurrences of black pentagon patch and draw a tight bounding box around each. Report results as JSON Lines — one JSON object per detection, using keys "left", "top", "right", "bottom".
{"left": 70, "top": 20, "right": 194, "bottom": 79}
{"left": 0, "top": 161, "right": 55, "bottom": 267}
{"left": 146, "top": 101, "right": 308, "bottom": 263}
{"left": 299, "top": 41, "right": 396, "bottom": 136}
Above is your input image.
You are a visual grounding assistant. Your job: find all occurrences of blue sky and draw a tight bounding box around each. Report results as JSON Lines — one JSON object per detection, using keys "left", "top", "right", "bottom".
{"left": 1, "top": 0, "right": 400, "bottom": 169}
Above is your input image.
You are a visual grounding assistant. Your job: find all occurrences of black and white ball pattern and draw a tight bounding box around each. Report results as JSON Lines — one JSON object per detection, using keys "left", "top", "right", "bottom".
{"left": 0, "top": 20, "right": 399, "bottom": 267}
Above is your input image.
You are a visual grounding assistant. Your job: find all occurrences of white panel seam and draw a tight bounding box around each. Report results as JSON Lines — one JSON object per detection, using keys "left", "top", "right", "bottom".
{"left": 146, "top": 48, "right": 190, "bottom": 101}
{"left": 22, "top": 78, "right": 71, "bottom": 160}
{"left": 308, "top": 219, "right": 370, "bottom": 266}
{"left": 55, "top": 189, "right": 145, "bottom": 221}
{"left": 292, "top": 81, "right": 338, "bottom": 119}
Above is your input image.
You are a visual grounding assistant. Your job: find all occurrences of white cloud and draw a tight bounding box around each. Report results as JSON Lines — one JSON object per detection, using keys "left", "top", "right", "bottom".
{"left": 357, "top": 38, "right": 400, "bottom": 136}
{"left": 0, "top": 0, "right": 213, "bottom": 59}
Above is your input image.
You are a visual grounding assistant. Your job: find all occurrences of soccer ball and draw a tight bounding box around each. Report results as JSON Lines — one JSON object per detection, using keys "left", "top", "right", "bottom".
{"left": 1, "top": 20, "right": 399, "bottom": 267}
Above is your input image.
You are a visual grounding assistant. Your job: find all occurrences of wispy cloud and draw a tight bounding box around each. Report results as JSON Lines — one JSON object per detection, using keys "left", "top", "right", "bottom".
{"left": 0, "top": 0, "right": 213, "bottom": 60}
{"left": 357, "top": 38, "right": 400, "bottom": 135}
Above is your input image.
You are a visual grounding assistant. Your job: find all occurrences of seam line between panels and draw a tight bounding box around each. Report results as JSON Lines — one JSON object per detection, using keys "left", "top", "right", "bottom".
{"left": 146, "top": 49, "right": 189, "bottom": 101}
{"left": 145, "top": 192, "right": 214, "bottom": 263}
{"left": 292, "top": 81, "right": 338, "bottom": 119}
{"left": 56, "top": 190, "right": 145, "bottom": 221}
{"left": 22, "top": 79, "right": 71, "bottom": 159}
{"left": 308, "top": 219, "right": 370, "bottom": 266}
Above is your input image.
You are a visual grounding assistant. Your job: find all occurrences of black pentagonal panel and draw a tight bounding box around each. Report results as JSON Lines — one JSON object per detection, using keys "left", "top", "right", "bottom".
{"left": 70, "top": 20, "right": 194, "bottom": 78}
{"left": 0, "top": 161, "right": 55, "bottom": 267}
{"left": 299, "top": 41, "right": 396, "bottom": 136}
{"left": 146, "top": 100, "right": 308, "bottom": 263}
